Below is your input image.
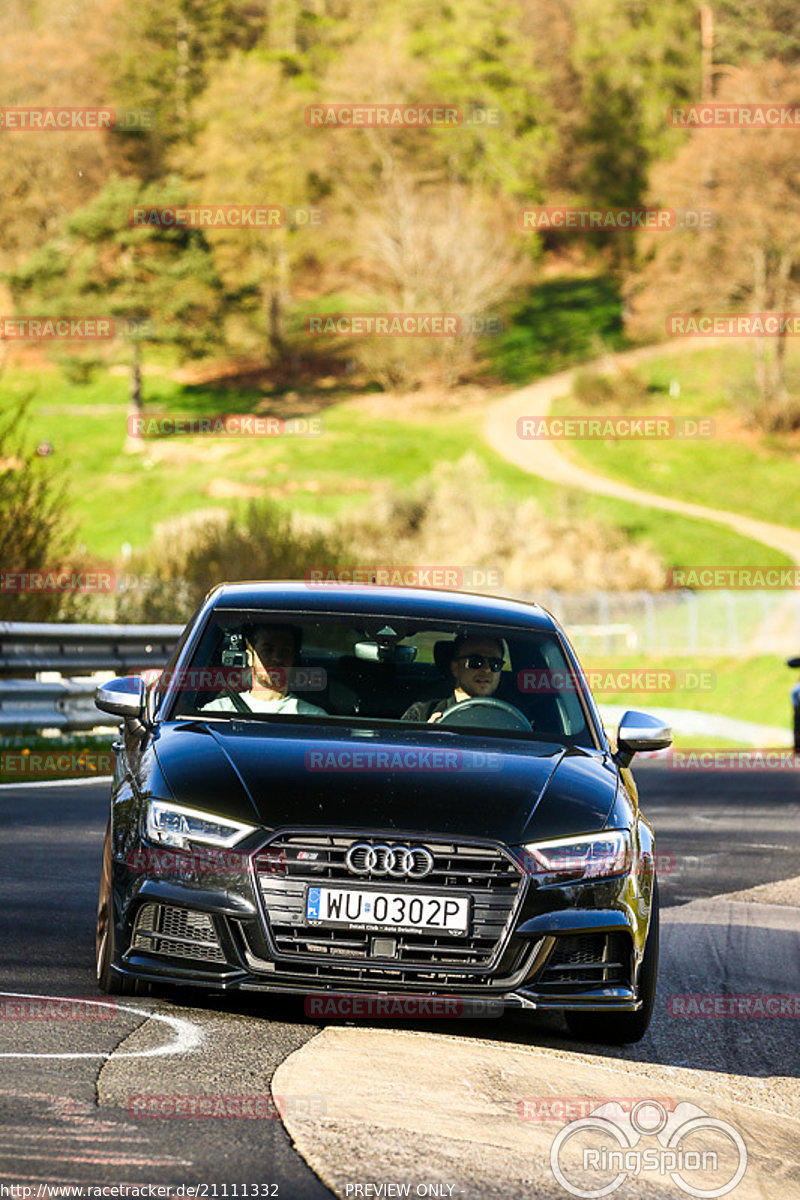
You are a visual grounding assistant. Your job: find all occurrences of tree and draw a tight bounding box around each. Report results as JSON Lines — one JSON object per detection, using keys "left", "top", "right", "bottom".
{"left": 181, "top": 53, "right": 325, "bottom": 359}
{"left": 0, "top": 4, "right": 118, "bottom": 272}
{"left": 567, "top": 0, "right": 700, "bottom": 263}
{"left": 7, "top": 177, "right": 226, "bottom": 450}
{"left": 624, "top": 61, "right": 800, "bottom": 429}
{"left": 354, "top": 171, "right": 525, "bottom": 386}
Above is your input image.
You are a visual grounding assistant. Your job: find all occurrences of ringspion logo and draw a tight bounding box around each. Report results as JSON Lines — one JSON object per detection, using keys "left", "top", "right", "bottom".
{"left": 550, "top": 1100, "right": 747, "bottom": 1198}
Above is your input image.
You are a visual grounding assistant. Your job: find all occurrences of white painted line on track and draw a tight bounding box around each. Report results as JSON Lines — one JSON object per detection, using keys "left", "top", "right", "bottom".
{"left": 0, "top": 776, "right": 112, "bottom": 789}
{"left": 0, "top": 991, "right": 203, "bottom": 1059}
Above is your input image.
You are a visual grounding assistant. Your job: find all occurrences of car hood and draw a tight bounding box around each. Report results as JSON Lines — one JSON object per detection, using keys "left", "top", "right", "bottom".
{"left": 152, "top": 720, "right": 620, "bottom": 845}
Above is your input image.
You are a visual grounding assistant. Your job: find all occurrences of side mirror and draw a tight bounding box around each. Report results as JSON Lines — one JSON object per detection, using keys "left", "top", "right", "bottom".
{"left": 614, "top": 709, "right": 672, "bottom": 768}
{"left": 95, "top": 676, "right": 147, "bottom": 732}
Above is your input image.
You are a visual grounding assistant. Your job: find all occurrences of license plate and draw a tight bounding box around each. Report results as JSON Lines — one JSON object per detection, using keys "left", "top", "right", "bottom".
{"left": 305, "top": 886, "right": 469, "bottom": 934}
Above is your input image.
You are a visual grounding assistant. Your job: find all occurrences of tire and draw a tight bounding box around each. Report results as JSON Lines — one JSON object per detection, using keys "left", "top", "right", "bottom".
{"left": 565, "top": 879, "right": 659, "bottom": 1045}
{"left": 96, "top": 824, "right": 148, "bottom": 996}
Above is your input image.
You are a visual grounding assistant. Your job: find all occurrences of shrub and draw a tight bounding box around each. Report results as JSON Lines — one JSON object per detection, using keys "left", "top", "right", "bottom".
{"left": 341, "top": 454, "right": 665, "bottom": 592}
{"left": 114, "top": 500, "right": 345, "bottom": 623}
{"left": 0, "top": 400, "right": 75, "bottom": 621}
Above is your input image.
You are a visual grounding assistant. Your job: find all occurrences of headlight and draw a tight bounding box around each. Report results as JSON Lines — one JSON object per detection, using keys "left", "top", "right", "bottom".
{"left": 145, "top": 800, "right": 257, "bottom": 850}
{"left": 520, "top": 830, "right": 631, "bottom": 884}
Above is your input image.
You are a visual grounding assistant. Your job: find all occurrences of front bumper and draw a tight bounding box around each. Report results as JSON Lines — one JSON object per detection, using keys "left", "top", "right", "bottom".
{"left": 112, "top": 829, "right": 653, "bottom": 1013}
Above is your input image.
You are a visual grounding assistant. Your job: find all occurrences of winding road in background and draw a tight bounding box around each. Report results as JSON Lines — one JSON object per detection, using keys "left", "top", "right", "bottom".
{"left": 483, "top": 338, "right": 800, "bottom": 566}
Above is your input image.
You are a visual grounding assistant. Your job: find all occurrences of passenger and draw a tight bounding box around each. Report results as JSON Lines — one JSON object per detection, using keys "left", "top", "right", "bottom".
{"left": 401, "top": 635, "right": 505, "bottom": 723}
{"left": 202, "top": 624, "right": 327, "bottom": 715}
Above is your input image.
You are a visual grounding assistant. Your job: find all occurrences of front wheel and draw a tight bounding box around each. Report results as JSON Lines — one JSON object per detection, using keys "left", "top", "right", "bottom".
{"left": 96, "top": 824, "right": 148, "bottom": 996}
{"left": 565, "top": 879, "right": 659, "bottom": 1045}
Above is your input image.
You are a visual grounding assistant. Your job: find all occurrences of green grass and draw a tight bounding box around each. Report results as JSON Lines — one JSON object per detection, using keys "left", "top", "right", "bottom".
{"left": 487, "top": 275, "right": 629, "bottom": 385}
{"left": 8, "top": 356, "right": 792, "bottom": 571}
{"left": 0, "top": 733, "right": 114, "bottom": 784}
{"left": 584, "top": 654, "right": 793, "bottom": 729}
{"left": 549, "top": 344, "right": 800, "bottom": 533}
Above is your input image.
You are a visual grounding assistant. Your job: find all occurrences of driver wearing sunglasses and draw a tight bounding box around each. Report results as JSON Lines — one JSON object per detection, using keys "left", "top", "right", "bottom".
{"left": 401, "top": 635, "right": 506, "bottom": 723}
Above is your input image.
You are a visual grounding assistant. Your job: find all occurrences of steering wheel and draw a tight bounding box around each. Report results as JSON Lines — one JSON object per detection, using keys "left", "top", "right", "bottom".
{"left": 436, "top": 697, "right": 532, "bottom": 733}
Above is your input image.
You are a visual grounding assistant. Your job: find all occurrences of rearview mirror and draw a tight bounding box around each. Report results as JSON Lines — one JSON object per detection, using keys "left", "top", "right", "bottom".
{"left": 354, "top": 641, "right": 417, "bottom": 663}
{"left": 614, "top": 709, "right": 672, "bottom": 768}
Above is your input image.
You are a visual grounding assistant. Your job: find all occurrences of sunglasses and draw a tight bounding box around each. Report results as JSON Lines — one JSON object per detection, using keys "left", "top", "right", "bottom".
{"left": 454, "top": 654, "right": 505, "bottom": 672}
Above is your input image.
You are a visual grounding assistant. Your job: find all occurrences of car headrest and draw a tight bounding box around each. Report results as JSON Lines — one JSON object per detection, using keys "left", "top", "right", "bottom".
{"left": 433, "top": 639, "right": 457, "bottom": 676}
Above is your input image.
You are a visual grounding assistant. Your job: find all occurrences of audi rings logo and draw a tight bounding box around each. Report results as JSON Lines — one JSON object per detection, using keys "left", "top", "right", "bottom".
{"left": 345, "top": 843, "right": 435, "bottom": 879}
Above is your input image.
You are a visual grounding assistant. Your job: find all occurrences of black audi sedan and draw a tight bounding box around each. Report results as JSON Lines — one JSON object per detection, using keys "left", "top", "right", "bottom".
{"left": 94, "top": 582, "right": 670, "bottom": 1043}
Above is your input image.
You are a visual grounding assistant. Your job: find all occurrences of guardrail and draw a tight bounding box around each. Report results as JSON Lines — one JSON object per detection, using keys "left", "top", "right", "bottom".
{"left": 0, "top": 622, "right": 182, "bottom": 732}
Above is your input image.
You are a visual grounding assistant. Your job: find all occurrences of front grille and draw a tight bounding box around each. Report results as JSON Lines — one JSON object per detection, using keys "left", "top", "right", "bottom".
{"left": 536, "top": 933, "right": 629, "bottom": 992}
{"left": 254, "top": 834, "right": 524, "bottom": 978}
{"left": 131, "top": 903, "right": 226, "bottom": 963}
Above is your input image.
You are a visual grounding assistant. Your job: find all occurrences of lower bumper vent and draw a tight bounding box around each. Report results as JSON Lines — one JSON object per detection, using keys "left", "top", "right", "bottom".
{"left": 537, "top": 933, "right": 630, "bottom": 991}
{"left": 131, "top": 903, "right": 226, "bottom": 963}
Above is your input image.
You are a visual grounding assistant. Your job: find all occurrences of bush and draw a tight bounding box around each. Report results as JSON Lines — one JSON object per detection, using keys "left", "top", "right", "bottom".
{"left": 340, "top": 454, "right": 665, "bottom": 592}
{"left": 0, "top": 400, "right": 75, "bottom": 621}
{"left": 114, "top": 500, "right": 346, "bottom": 623}
{"left": 572, "top": 365, "right": 653, "bottom": 410}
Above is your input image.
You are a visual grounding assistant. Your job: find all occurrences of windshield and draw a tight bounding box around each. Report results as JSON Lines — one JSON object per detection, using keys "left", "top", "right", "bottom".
{"left": 160, "top": 609, "right": 596, "bottom": 747}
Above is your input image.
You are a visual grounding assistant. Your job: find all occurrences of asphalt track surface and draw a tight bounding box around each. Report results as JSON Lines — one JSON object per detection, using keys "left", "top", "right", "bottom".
{"left": 0, "top": 767, "right": 797, "bottom": 1197}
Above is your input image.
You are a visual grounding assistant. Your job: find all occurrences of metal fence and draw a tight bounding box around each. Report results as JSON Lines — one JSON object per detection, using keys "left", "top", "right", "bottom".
{"left": 0, "top": 622, "right": 181, "bottom": 732}
{"left": 529, "top": 590, "right": 800, "bottom": 657}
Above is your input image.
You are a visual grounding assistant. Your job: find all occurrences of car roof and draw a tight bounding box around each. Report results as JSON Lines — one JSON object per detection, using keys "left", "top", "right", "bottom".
{"left": 203, "top": 581, "right": 557, "bottom": 632}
